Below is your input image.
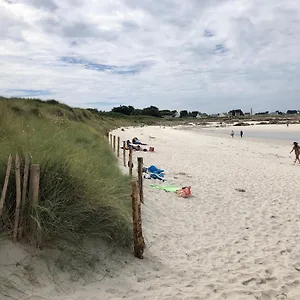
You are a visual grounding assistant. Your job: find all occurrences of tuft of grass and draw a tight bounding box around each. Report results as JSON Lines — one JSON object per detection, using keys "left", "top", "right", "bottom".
{"left": 0, "top": 100, "right": 133, "bottom": 277}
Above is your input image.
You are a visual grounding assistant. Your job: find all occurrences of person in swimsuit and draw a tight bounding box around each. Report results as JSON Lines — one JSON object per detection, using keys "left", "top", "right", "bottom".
{"left": 290, "top": 142, "right": 300, "bottom": 164}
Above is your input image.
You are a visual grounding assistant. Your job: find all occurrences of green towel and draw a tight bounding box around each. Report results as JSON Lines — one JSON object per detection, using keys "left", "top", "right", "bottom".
{"left": 149, "top": 184, "right": 181, "bottom": 192}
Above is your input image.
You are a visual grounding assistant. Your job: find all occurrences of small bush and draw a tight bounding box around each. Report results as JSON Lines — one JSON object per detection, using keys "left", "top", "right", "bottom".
{"left": 30, "top": 107, "right": 41, "bottom": 116}
{"left": 11, "top": 106, "right": 24, "bottom": 115}
{"left": 45, "top": 99, "right": 60, "bottom": 105}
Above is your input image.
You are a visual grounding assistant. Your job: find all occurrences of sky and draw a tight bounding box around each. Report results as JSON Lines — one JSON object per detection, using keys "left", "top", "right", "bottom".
{"left": 1, "top": 0, "right": 300, "bottom": 114}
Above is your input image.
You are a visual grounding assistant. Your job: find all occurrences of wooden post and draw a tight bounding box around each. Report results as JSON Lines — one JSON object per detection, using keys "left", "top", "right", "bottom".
{"left": 19, "top": 154, "right": 29, "bottom": 239}
{"left": 13, "top": 154, "right": 21, "bottom": 242}
{"left": 123, "top": 141, "right": 126, "bottom": 167}
{"left": 131, "top": 180, "right": 145, "bottom": 259}
{"left": 109, "top": 134, "right": 112, "bottom": 146}
{"left": 137, "top": 157, "right": 144, "bottom": 204}
{"left": 29, "top": 164, "right": 40, "bottom": 206}
{"left": 0, "top": 155, "right": 12, "bottom": 217}
{"left": 113, "top": 135, "right": 116, "bottom": 153}
{"left": 129, "top": 146, "right": 133, "bottom": 176}
{"left": 117, "top": 137, "right": 120, "bottom": 158}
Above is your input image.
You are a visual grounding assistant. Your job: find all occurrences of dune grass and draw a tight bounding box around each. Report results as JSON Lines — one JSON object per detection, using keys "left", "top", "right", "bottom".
{"left": 0, "top": 98, "right": 134, "bottom": 277}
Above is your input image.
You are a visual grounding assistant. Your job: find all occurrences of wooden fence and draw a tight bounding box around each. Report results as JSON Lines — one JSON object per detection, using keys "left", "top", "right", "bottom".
{"left": 0, "top": 154, "right": 40, "bottom": 242}
{"left": 109, "top": 133, "right": 145, "bottom": 259}
{"left": 0, "top": 134, "right": 145, "bottom": 259}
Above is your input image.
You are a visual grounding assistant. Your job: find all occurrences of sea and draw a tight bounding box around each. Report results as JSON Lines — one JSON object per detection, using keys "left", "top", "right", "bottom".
{"left": 201, "top": 126, "right": 300, "bottom": 143}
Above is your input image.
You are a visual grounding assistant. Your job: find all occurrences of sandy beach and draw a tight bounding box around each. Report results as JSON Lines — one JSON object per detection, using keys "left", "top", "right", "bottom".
{"left": 3, "top": 125, "right": 300, "bottom": 300}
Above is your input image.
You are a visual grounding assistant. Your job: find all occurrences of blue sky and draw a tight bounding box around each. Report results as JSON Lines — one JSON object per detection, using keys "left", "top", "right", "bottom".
{"left": 1, "top": 0, "right": 300, "bottom": 113}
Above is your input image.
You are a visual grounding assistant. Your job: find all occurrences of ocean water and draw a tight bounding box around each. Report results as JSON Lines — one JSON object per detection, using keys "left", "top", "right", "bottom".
{"left": 203, "top": 127, "right": 300, "bottom": 142}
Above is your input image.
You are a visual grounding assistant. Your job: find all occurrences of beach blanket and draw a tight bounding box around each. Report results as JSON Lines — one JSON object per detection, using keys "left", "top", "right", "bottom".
{"left": 150, "top": 184, "right": 192, "bottom": 197}
{"left": 149, "top": 184, "right": 181, "bottom": 192}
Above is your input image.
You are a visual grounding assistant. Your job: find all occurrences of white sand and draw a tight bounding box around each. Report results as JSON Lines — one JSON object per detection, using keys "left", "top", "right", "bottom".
{"left": 2, "top": 125, "right": 300, "bottom": 300}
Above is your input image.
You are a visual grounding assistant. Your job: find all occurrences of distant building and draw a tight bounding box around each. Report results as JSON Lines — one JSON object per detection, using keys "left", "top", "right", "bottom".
{"left": 255, "top": 111, "right": 269, "bottom": 115}
{"left": 228, "top": 109, "right": 244, "bottom": 117}
{"left": 174, "top": 111, "right": 180, "bottom": 118}
{"left": 270, "top": 111, "right": 280, "bottom": 116}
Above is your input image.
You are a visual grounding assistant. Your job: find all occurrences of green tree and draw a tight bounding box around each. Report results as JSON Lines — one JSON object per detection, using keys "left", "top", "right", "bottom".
{"left": 180, "top": 110, "right": 188, "bottom": 118}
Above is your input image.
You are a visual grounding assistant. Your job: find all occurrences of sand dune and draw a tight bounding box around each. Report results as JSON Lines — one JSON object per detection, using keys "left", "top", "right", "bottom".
{"left": 3, "top": 125, "right": 300, "bottom": 300}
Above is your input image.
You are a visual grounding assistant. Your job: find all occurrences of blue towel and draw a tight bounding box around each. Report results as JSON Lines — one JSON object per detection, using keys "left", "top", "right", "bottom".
{"left": 150, "top": 173, "right": 164, "bottom": 181}
{"left": 147, "top": 165, "right": 164, "bottom": 175}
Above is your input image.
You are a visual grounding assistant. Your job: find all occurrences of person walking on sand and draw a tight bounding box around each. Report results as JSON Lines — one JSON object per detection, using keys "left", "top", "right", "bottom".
{"left": 230, "top": 130, "right": 234, "bottom": 138}
{"left": 240, "top": 130, "right": 243, "bottom": 138}
{"left": 290, "top": 142, "right": 300, "bottom": 164}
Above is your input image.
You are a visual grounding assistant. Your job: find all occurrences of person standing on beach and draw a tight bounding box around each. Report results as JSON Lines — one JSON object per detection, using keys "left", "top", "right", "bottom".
{"left": 240, "top": 131, "right": 243, "bottom": 138}
{"left": 290, "top": 142, "right": 300, "bottom": 164}
{"left": 231, "top": 130, "right": 234, "bottom": 138}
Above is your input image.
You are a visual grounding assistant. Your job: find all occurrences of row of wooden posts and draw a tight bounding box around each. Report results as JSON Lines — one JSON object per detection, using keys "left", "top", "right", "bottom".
{"left": 109, "top": 133, "right": 145, "bottom": 259}
{"left": 0, "top": 154, "right": 40, "bottom": 242}
{"left": 1, "top": 136, "right": 144, "bottom": 258}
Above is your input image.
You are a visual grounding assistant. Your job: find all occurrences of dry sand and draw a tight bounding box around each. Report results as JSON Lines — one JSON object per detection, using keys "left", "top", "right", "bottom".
{"left": 2, "top": 125, "right": 300, "bottom": 300}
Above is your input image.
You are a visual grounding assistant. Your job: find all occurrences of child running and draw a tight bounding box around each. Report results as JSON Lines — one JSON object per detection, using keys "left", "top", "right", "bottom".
{"left": 290, "top": 142, "right": 300, "bottom": 164}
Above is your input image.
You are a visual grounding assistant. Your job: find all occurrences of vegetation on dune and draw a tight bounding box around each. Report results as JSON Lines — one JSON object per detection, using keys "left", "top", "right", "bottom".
{"left": 0, "top": 97, "right": 136, "bottom": 278}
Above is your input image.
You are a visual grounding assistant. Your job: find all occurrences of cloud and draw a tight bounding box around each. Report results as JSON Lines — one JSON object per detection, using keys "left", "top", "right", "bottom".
{"left": 1, "top": 0, "right": 300, "bottom": 113}
{"left": 24, "top": 0, "right": 58, "bottom": 11}
{"left": 204, "top": 30, "right": 215, "bottom": 38}
{"left": 60, "top": 56, "right": 154, "bottom": 75}
{"left": 214, "top": 44, "right": 228, "bottom": 55}
{"left": 6, "top": 89, "right": 52, "bottom": 97}
{"left": 84, "top": 101, "right": 123, "bottom": 109}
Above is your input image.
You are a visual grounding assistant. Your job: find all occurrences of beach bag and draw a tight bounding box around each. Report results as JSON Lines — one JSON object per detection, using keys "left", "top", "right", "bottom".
{"left": 176, "top": 186, "right": 191, "bottom": 198}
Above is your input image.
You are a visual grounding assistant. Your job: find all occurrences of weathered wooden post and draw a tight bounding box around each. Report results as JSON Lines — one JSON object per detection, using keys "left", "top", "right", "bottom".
{"left": 123, "top": 141, "right": 126, "bottom": 167}
{"left": 113, "top": 135, "right": 116, "bottom": 153}
{"left": 29, "top": 164, "right": 40, "bottom": 206}
{"left": 28, "top": 164, "right": 40, "bottom": 246}
{"left": 137, "top": 157, "right": 144, "bottom": 204}
{"left": 0, "top": 155, "right": 12, "bottom": 217}
{"left": 129, "top": 146, "right": 133, "bottom": 176}
{"left": 13, "top": 154, "right": 21, "bottom": 242}
{"left": 117, "top": 137, "right": 120, "bottom": 158}
{"left": 19, "top": 154, "right": 29, "bottom": 239}
{"left": 131, "top": 180, "right": 145, "bottom": 259}
{"left": 109, "top": 134, "right": 112, "bottom": 146}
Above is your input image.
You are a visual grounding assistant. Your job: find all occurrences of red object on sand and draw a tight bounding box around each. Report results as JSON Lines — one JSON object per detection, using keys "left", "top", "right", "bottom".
{"left": 177, "top": 186, "right": 192, "bottom": 198}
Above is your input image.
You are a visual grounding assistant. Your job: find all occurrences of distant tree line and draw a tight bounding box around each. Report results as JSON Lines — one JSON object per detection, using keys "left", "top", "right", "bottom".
{"left": 110, "top": 105, "right": 207, "bottom": 118}
{"left": 230, "top": 108, "right": 300, "bottom": 116}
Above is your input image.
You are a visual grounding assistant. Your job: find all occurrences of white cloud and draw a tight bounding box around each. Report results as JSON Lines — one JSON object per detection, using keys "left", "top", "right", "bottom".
{"left": 1, "top": 0, "right": 300, "bottom": 113}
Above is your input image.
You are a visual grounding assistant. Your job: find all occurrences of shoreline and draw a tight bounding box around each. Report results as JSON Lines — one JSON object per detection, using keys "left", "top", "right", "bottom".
{"left": 175, "top": 123, "right": 300, "bottom": 146}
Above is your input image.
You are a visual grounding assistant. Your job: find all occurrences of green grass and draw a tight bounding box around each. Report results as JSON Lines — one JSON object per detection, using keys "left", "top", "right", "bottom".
{"left": 0, "top": 98, "right": 135, "bottom": 278}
